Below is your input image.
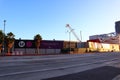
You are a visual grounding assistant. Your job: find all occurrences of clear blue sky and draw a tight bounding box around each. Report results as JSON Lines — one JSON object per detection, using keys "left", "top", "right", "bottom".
{"left": 0, "top": 0, "right": 120, "bottom": 41}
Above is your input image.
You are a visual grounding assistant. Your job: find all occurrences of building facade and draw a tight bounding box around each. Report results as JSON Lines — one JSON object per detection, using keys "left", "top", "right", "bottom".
{"left": 14, "top": 40, "right": 63, "bottom": 55}
{"left": 12, "top": 39, "right": 78, "bottom": 55}
{"left": 115, "top": 21, "right": 120, "bottom": 34}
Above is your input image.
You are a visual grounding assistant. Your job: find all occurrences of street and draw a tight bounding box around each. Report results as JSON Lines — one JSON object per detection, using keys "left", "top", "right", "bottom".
{"left": 0, "top": 52, "right": 120, "bottom": 80}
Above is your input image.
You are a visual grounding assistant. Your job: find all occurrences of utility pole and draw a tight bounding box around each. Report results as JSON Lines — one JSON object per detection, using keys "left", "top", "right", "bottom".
{"left": 69, "top": 30, "right": 71, "bottom": 54}
{"left": 3, "top": 20, "right": 6, "bottom": 53}
{"left": 80, "top": 30, "right": 82, "bottom": 42}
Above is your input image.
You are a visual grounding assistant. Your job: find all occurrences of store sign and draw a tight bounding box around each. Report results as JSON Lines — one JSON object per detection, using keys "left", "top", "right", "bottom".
{"left": 40, "top": 40, "right": 63, "bottom": 49}
{"left": 26, "top": 41, "right": 32, "bottom": 48}
{"left": 18, "top": 41, "right": 25, "bottom": 47}
{"left": 14, "top": 40, "right": 35, "bottom": 48}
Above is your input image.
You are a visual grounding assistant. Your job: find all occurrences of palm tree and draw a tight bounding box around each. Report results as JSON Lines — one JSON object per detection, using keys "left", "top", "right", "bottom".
{"left": 0, "top": 30, "right": 4, "bottom": 54}
{"left": 34, "top": 34, "right": 42, "bottom": 54}
{"left": 6, "top": 32, "right": 15, "bottom": 55}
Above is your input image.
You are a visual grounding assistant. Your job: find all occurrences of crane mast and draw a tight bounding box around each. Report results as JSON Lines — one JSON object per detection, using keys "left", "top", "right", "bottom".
{"left": 66, "top": 24, "right": 81, "bottom": 42}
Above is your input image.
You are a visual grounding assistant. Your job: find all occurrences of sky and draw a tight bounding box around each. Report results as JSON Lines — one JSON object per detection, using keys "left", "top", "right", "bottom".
{"left": 0, "top": 0, "right": 120, "bottom": 42}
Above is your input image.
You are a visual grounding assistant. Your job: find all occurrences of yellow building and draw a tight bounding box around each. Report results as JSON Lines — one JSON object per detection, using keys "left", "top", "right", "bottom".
{"left": 77, "top": 39, "right": 120, "bottom": 53}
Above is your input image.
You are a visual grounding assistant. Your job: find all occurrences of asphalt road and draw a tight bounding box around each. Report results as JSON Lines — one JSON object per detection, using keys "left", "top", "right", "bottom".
{"left": 43, "top": 66, "right": 120, "bottom": 80}
{"left": 0, "top": 52, "right": 120, "bottom": 80}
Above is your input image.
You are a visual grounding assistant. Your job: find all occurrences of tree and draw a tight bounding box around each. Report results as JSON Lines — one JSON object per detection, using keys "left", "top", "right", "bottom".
{"left": 34, "top": 34, "right": 42, "bottom": 54}
{"left": 0, "top": 30, "right": 4, "bottom": 54}
{"left": 6, "top": 32, "right": 15, "bottom": 55}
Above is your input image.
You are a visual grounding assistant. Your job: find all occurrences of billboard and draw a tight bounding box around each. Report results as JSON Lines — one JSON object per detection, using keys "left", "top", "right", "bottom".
{"left": 14, "top": 40, "right": 63, "bottom": 49}
{"left": 14, "top": 40, "right": 35, "bottom": 48}
{"left": 40, "top": 40, "right": 63, "bottom": 49}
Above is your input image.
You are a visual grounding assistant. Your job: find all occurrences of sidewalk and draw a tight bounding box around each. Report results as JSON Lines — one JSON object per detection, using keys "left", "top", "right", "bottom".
{"left": 0, "top": 53, "right": 93, "bottom": 61}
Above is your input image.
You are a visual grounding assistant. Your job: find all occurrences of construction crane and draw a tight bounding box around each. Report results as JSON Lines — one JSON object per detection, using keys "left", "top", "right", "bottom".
{"left": 66, "top": 24, "right": 81, "bottom": 42}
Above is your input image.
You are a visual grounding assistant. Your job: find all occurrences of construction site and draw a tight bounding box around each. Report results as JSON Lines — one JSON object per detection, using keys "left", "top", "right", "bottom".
{"left": 85, "top": 21, "right": 120, "bottom": 53}
{"left": 9, "top": 21, "right": 120, "bottom": 55}
{"left": 65, "top": 22, "right": 120, "bottom": 53}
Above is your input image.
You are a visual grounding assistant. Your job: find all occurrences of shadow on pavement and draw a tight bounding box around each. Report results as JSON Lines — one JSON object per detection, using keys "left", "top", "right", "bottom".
{"left": 42, "top": 66, "right": 120, "bottom": 80}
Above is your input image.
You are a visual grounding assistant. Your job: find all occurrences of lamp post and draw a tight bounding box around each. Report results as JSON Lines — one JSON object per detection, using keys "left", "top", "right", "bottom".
{"left": 3, "top": 20, "right": 6, "bottom": 53}
{"left": 69, "top": 31, "right": 71, "bottom": 54}
{"left": 80, "top": 30, "right": 82, "bottom": 42}
{"left": 68, "top": 29, "right": 74, "bottom": 54}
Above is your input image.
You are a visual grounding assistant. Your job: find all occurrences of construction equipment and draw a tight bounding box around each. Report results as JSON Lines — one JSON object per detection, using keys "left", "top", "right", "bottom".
{"left": 66, "top": 24, "right": 81, "bottom": 42}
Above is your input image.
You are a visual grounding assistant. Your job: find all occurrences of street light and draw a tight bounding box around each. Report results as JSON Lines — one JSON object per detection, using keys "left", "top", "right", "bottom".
{"left": 68, "top": 29, "right": 74, "bottom": 54}
{"left": 3, "top": 20, "right": 6, "bottom": 53}
{"left": 80, "top": 30, "right": 82, "bottom": 42}
{"left": 69, "top": 31, "right": 71, "bottom": 53}
{"left": 4, "top": 20, "right": 6, "bottom": 34}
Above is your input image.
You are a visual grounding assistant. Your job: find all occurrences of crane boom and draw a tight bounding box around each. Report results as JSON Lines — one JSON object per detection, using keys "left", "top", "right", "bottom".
{"left": 66, "top": 24, "right": 81, "bottom": 42}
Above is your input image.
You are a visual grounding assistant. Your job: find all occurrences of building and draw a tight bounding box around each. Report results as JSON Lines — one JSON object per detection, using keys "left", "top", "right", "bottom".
{"left": 115, "top": 21, "right": 120, "bottom": 34}
{"left": 84, "top": 21, "right": 120, "bottom": 53}
{"left": 13, "top": 39, "right": 78, "bottom": 55}
{"left": 14, "top": 39, "right": 63, "bottom": 55}
{"left": 89, "top": 32, "right": 119, "bottom": 44}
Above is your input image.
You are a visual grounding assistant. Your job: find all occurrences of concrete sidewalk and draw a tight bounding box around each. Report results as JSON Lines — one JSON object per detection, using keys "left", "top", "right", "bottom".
{"left": 0, "top": 53, "right": 95, "bottom": 61}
